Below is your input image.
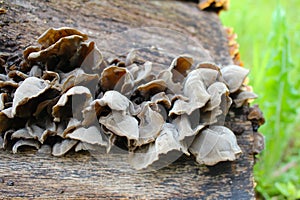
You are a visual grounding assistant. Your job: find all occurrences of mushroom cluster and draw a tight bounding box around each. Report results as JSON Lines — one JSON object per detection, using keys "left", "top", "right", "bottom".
{"left": 0, "top": 27, "right": 257, "bottom": 169}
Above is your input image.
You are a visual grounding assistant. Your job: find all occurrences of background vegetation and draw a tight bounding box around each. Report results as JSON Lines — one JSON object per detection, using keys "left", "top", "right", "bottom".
{"left": 220, "top": 1, "right": 300, "bottom": 199}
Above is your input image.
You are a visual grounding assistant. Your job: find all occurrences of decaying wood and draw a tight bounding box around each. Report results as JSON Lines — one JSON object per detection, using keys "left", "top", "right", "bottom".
{"left": 1, "top": 0, "right": 257, "bottom": 199}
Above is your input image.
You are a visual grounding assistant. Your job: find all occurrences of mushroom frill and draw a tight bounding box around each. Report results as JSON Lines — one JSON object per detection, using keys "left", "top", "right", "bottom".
{"left": 0, "top": 27, "right": 258, "bottom": 169}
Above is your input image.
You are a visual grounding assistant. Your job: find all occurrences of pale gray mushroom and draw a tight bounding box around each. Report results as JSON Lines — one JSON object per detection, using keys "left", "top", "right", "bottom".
{"left": 157, "top": 70, "right": 182, "bottom": 95}
{"left": 60, "top": 68, "right": 99, "bottom": 93}
{"left": 150, "top": 92, "right": 172, "bottom": 109}
{"left": 29, "top": 65, "right": 43, "bottom": 78}
{"left": 75, "top": 142, "right": 106, "bottom": 153}
{"left": 196, "top": 61, "right": 221, "bottom": 71}
{"left": 127, "top": 61, "right": 154, "bottom": 85}
{"left": 172, "top": 114, "right": 205, "bottom": 141}
{"left": 12, "top": 77, "right": 52, "bottom": 118}
{"left": 52, "top": 86, "right": 92, "bottom": 122}
{"left": 26, "top": 118, "right": 56, "bottom": 143}
{"left": 60, "top": 118, "right": 81, "bottom": 138}
{"left": 2, "top": 130, "right": 14, "bottom": 149}
{"left": 220, "top": 65, "right": 249, "bottom": 93}
{"left": 133, "top": 102, "right": 165, "bottom": 146}
{"left": 128, "top": 123, "right": 189, "bottom": 170}
{"left": 11, "top": 128, "right": 33, "bottom": 140}
{"left": 204, "top": 82, "right": 230, "bottom": 112}
{"left": 67, "top": 126, "right": 108, "bottom": 146}
{"left": 82, "top": 90, "right": 136, "bottom": 127}
{"left": 97, "top": 90, "right": 132, "bottom": 112}
{"left": 70, "top": 41, "right": 104, "bottom": 73}
{"left": 99, "top": 110, "right": 139, "bottom": 140}
{"left": 12, "top": 139, "right": 40, "bottom": 154}
{"left": 189, "top": 126, "right": 242, "bottom": 166}
{"left": 170, "top": 68, "right": 219, "bottom": 115}
{"left": 52, "top": 139, "right": 78, "bottom": 156}
{"left": 234, "top": 90, "right": 258, "bottom": 107}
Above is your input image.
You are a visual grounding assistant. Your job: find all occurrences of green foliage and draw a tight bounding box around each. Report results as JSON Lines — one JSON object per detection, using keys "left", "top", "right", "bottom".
{"left": 221, "top": 1, "right": 300, "bottom": 199}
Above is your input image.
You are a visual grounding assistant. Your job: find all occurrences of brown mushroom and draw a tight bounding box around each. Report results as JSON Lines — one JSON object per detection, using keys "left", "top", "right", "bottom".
{"left": 136, "top": 79, "right": 167, "bottom": 99}
{"left": 248, "top": 104, "right": 265, "bottom": 126}
{"left": 170, "top": 55, "right": 193, "bottom": 83}
{"left": 100, "top": 66, "right": 134, "bottom": 96}
{"left": 28, "top": 35, "right": 85, "bottom": 72}
{"left": 0, "top": 93, "right": 7, "bottom": 111}
{"left": 0, "top": 108, "right": 25, "bottom": 133}
{"left": 37, "top": 27, "right": 88, "bottom": 49}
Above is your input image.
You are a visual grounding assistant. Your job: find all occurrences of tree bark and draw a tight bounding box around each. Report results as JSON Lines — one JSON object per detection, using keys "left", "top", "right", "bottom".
{"left": 0, "top": 0, "right": 256, "bottom": 199}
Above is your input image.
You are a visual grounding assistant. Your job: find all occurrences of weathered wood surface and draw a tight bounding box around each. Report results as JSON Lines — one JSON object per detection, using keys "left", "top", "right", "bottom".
{"left": 0, "top": 0, "right": 256, "bottom": 199}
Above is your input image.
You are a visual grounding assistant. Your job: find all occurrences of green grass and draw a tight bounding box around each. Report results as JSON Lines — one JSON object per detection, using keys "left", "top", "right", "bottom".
{"left": 220, "top": 1, "right": 300, "bottom": 199}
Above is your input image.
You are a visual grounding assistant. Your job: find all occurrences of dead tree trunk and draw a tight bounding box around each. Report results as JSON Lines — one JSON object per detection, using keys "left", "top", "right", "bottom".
{"left": 0, "top": 0, "right": 258, "bottom": 199}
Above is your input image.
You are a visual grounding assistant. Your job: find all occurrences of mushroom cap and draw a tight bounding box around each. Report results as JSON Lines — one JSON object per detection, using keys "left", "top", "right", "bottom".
{"left": 234, "top": 90, "right": 258, "bottom": 107}
{"left": 189, "top": 126, "right": 242, "bottom": 166}
{"left": 99, "top": 110, "right": 139, "bottom": 140}
{"left": 12, "top": 139, "right": 40, "bottom": 154}
{"left": 136, "top": 79, "right": 167, "bottom": 98}
{"left": 67, "top": 126, "right": 108, "bottom": 146}
{"left": 52, "top": 139, "right": 78, "bottom": 156}
{"left": 12, "top": 77, "right": 52, "bottom": 118}
{"left": 221, "top": 65, "right": 249, "bottom": 93}
{"left": 134, "top": 102, "right": 165, "bottom": 146}
{"left": 11, "top": 128, "right": 33, "bottom": 140}
{"left": 97, "top": 90, "right": 132, "bottom": 112}
{"left": 170, "top": 55, "right": 194, "bottom": 82}
{"left": 128, "top": 123, "right": 189, "bottom": 170}
{"left": 52, "top": 85, "right": 92, "bottom": 122}
{"left": 170, "top": 68, "right": 218, "bottom": 116}
{"left": 37, "top": 27, "right": 88, "bottom": 49}
{"left": 100, "top": 66, "right": 134, "bottom": 96}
